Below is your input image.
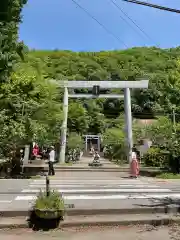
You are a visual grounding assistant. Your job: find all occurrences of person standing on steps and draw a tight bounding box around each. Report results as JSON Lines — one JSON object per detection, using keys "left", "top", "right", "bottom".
{"left": 48, "top": 146, "right": 55, "bottom": 176}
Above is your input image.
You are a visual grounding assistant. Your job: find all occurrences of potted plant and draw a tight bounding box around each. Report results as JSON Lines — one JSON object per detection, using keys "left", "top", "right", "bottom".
{"left": 29, "top": 189, "right": 65, "bottom": 230}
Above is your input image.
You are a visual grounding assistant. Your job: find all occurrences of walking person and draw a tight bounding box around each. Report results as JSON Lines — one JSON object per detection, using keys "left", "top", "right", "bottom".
{"left": 130, "top": 146, "right": 139, "bottom": 178}
{"left": 48, "top": 146, "right": 55, "bottom": 176}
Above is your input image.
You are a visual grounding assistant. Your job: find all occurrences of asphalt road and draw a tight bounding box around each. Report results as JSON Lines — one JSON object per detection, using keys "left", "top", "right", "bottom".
{"left": 0, "top": 179, "right": 31, "bottom": 210}
{"left": 1, "top": 158, "right": 180, "bottom": 211}
{"left": 1, "top": 176, "right": 180, "bottom": 211}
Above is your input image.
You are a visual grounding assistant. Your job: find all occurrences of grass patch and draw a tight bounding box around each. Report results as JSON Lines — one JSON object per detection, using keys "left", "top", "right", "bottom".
{"left": 30, "top": 175, "right": 42, "bottom": 179}
{"left": 156, "top": 172, "right": 180, "bottom": 179}
{"left": 111, "top": 159, "right": 127, "bottom": 165}
{"left": 58, "top": 162, "right": 73, "bottom": 166}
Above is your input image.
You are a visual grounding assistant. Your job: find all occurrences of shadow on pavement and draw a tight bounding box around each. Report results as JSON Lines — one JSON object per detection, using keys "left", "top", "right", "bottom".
{"left": 134, "top": 197, "right": 180, "bottom": 213}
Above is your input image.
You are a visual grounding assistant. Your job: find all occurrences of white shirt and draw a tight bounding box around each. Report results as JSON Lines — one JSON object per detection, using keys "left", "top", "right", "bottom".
{"left": 130, "top": 151, "right": 137, "bottom": 163}
{"left": 49, "top": 150, "right": 55, "bottom": 162}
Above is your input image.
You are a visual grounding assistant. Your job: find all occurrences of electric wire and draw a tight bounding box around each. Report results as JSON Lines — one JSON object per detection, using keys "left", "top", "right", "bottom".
{"left": 110, "top": 0, "right": 159, "bottom": 47}
{"left": 70, "top": 0, "right": 128, "bottom": 48}
{"left": 122, "top": 0, "right": 180, "bottom": 14}
{"left": 108, "top": 0, "right": 147, "bottom": 46}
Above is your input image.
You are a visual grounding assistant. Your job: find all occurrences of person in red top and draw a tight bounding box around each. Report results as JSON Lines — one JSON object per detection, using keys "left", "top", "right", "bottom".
{"left": 32, "top": 144, "right": 39, "bottom": 159}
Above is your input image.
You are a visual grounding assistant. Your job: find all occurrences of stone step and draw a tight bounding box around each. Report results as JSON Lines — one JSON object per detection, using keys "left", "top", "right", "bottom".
{"left": 61, "top": 213, "right": 180, "bottom": 228}
{"left": 0, "top": 213, "right": 180, "bottom": 229}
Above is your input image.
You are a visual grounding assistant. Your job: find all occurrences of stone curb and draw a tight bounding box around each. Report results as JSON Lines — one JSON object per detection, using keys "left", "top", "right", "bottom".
{"left": 66, "top": 206, "right": 180, "bottom": 216}
{"left": 1, "top": 215, "right": 180, "bottom": 229}
{"left": 60, "top": 216, "right": 180, "bottom": 228}
{"left": 0, "top": 210, "right": 29, "bottom": 218}
{"left": 1, "top": 206, "right": 180, "bottom": 218}
{"left": 0, "top": 222, "right": 28, "bottom": 229}
{"left": 25, "top": 166, "right": 161, "bottom": 170}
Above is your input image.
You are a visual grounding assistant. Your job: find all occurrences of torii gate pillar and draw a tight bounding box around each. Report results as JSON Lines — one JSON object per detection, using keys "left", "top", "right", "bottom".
{"left": 124, "top": 88, "right": 133, "bottom": 164}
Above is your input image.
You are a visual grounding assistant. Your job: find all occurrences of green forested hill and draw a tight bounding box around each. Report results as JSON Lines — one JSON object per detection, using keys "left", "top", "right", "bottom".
{"left": 27, "top": 47, "right": 180, "bottom": 129}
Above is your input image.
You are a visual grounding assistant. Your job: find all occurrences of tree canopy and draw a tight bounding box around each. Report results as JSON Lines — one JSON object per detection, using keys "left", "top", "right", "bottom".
{"left": 25, "top": 47, "right": 180, "bottom": 135}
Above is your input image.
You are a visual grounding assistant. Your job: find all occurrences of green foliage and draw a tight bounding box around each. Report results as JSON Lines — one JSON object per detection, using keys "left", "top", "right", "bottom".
{"left": 29, "top": 48, "right": 180, "bottom": 120}
{"left": 142, "top": 147, "right": 167, "bottom": 168}
{"left": 67, "top": 132, "right": 83, "bottom": 150}
{"left": 102, "top": 128, "right": 125, "bottom": 161}
{"left": 146, "top": 117, "right": 173, "bottom": 144}
{"left": 68, "top": 102, "right": 89, "bottom": 134}
{"left": 0, "top": 0, "right": 27, "bottom": 83}
{"left": 135, "top": 116, "right": 180, "bottom": 172}
{"left": 156, "top": 173, "right": 180, "bottom": 179}
{"left": 0, "top": 61, "right": 62, "bottom": 158}
{"left": 35, "top": 190, "right": 64, "bottom": 211}
{"left": 133, "top": 116, "right": 173, "bottom": 145}
{"left": 25, "top": 49, "right": 180, "bottom": 141}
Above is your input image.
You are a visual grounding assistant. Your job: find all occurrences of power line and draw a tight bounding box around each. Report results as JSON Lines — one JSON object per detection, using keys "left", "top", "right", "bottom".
{"left": 70, "top": 0, "right": 128, "bottom": 48}
{"left": 110, "top": 0, "right": 159, "bottom": 47}
{"left": 108, "top": 0, "right": 146, "bottom": 46}
{"left": 122, "top": 0, "right": 180, "bottom": 14}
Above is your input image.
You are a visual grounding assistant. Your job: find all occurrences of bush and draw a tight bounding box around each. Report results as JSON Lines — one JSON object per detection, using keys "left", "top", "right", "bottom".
{"left": 66, "top": 132, "right": 83, "bottom": 151}
{"left": 142, "top": 147, "right": 168, "bottom": 167}
{"left": 156, "top": 173, "right": 180, "bottom": 179}
{"left": 29, "top": 190, "right": 65, "bottom": 230}
{"left": 102, "top": 128, "right": 126, "bottom": 162}
{"left": 35, "top": 190, "right": 64, "bottom": 211}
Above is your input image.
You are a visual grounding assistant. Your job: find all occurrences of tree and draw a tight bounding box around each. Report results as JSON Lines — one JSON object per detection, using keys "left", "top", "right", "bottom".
{"left": 28, "top": 47, "right": 180, "bottom": 131}
{"left": 102, "top": 128, "right": 125, "bottom": 161}
{"left": 67, "top": 132, "right": 83, "bottom": 150}
{"left": 68, "top": 101, "right": 89, "bottom": 134}
{"left": 86, "top": 100, "right": 105, "bottom": 134}
{"left": 0, "top": 0, "right": 27, "bottom": 83}
{"left": 0, "top": 61, "right": 62, "bottom": 173}
{"left": 133, "top": 117, "right": 173, "bottom": 145}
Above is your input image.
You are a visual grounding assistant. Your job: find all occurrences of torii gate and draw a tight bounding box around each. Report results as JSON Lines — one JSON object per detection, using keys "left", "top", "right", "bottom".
{"left": 54, "top": 80, "right": 149, "bottom": 164}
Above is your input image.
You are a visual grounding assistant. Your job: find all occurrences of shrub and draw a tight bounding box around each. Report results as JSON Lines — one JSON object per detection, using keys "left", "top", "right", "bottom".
{"left": 66, "top": 132, "right": 83, "bottom": 151}
{"left": 156, "top": 173, "right": 180, "bottom": 179}
{"left": 142, "top": 147, "right": 168, "bottom": 167}
{"left": 30, "top": 190, "right": 65, "bottom": 229}
{"left": 35, "top": 190, "right": 64, "bottom": 211}
{"left": 102, "top": 128, "right": 126, "bottom": 161}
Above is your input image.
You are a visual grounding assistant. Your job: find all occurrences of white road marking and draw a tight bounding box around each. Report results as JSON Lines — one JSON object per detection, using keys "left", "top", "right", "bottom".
{"left": 0, "top": 200, "right": 12, "bottom": 203}
{"left": 15, "top": 193, "right": 180, "bottom": 201}
{"left": 21, "top": 188, "right": 171, "bottom": 193}
{"left": 32, "top": 180, "right": 147, "bottom": 184}
{"left": 28, "top": 184, "right": 159, "bottom": 188}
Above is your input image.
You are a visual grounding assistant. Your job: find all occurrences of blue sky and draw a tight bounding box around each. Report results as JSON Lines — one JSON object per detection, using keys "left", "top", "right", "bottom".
{"left": 19, "top": 0, "right": 180, "bottom": 51}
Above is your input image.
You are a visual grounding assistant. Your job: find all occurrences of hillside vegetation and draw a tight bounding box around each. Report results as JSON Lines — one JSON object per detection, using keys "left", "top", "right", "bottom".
{"left": 28, "top": 47, "right": 180, "bottom": 126}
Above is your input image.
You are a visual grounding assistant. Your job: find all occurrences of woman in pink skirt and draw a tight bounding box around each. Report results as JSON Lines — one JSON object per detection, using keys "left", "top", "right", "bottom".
{"left": 130, "top": 149, "right": 139, "bottom": 178}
